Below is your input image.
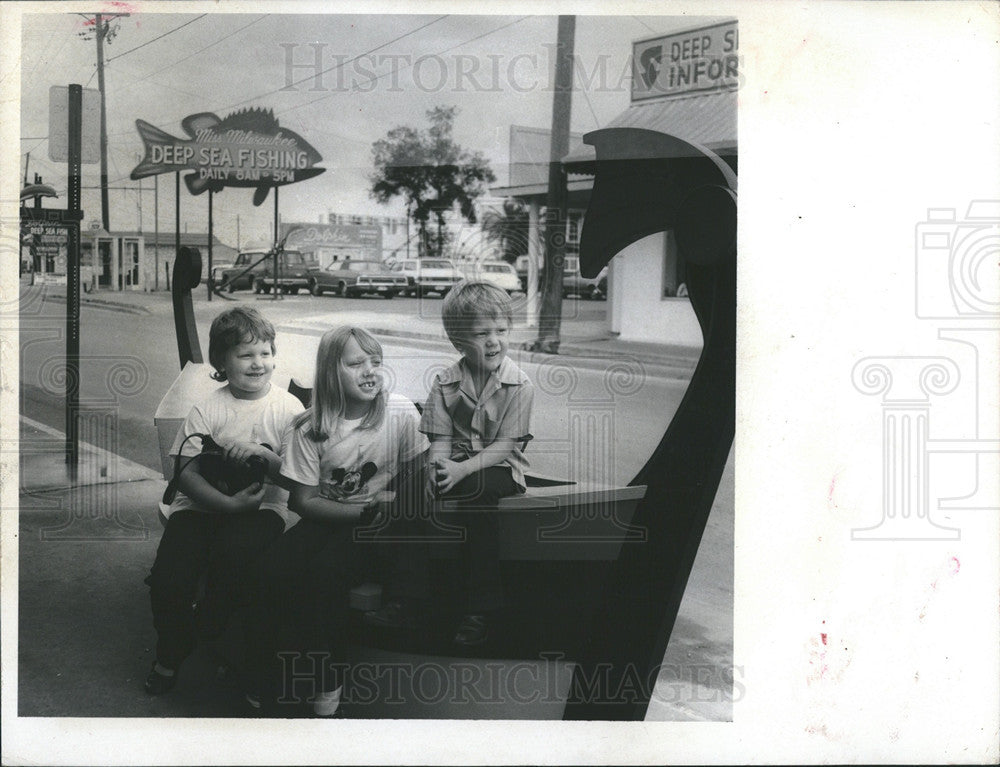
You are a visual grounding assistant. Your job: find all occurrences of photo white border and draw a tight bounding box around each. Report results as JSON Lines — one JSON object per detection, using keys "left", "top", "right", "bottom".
{"left": 3, "top": 1, "right": 998, "bottom": 764}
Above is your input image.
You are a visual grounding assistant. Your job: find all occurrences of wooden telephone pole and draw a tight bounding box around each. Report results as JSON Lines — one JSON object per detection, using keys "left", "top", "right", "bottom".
{"left": 532, "top": 15, "right": 575, "bottom": 353}
{"left": 78, "top": 12, "right": 128, "bottom": 233}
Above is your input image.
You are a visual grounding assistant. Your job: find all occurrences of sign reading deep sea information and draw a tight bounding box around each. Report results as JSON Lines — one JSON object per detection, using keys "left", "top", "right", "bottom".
{"left": 129, "top": 108, "right": 325, "bottom": 206}
{"left": 632, "top": 20, "right": 739, "bottom": 102}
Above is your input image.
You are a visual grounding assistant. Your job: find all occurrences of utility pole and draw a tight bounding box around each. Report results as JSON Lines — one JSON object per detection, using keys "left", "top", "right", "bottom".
{"left": 78, "top": 12, "right": 127, "bottom": 233}
{"left": 532, "top": 14, "right": 574, "bottom": 354}
{"left": 154, "top": 174, "right": 159, "bottom": 290}
{"left": 96, "top": 13, "right": 110, "bottom": 232}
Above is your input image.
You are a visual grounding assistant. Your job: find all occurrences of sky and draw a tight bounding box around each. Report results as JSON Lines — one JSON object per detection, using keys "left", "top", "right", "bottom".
{"left": 18, "top": 10, "right": 721, "bottom": 249}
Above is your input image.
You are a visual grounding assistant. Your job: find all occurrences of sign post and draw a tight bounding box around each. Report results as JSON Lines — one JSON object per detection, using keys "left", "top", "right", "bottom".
{"left": 207, "top": 189, "right": 213, "bottom": 301}
{"left": 66, "top": 84, "right": 83, "bottom": 472}
{"left": 272, "top": 187, "right": 280, "bottom": 300}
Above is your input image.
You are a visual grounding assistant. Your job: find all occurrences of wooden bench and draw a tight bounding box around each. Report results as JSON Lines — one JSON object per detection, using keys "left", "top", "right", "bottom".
{"left": 154, "top": 362, "right": 647, "bottom": 561}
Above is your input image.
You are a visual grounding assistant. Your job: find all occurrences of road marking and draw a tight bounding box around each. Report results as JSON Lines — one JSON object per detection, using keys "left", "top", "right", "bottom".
{"left": 20, "top": 415, "right": 161, "bottom": 481}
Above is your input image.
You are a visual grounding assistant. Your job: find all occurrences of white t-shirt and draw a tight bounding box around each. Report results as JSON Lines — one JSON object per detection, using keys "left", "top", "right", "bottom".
{"left": 166, "top": 383, "right": 305, "bottom": 521}
{"left": 281, "top": 392, "right": 429, "bottom": 506}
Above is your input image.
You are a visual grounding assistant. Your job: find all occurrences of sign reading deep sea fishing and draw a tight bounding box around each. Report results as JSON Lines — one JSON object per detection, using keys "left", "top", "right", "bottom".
{"left": 129, "top": 108, "right": 325, "bottom": 206}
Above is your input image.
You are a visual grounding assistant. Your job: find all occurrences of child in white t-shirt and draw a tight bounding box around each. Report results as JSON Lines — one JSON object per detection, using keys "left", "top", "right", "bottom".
{"left": 145, "top": 306, "right": 303, "bottom": 695}
{"left": 245, "top": 325, "right": 427, "bottom": 716}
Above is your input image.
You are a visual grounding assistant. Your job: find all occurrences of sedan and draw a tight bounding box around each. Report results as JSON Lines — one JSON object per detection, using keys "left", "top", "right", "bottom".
{"left": 307, "top": 259, "right": 409, "bottom": 298}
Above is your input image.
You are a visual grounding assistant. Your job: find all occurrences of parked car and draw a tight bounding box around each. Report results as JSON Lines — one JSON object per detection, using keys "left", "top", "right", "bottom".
{"left": 456, "top": 260, "right": 522, "bottom": 295}
{"left": 390, "top": 258, "right": 461, "bottom": 297}
{"left": 217, "top": 249, "right": 316, "bottom": 294}
{"left": 307, "top": 259, "right": 408, "bottom": 298}
{"left": 562, "top": 255, "right": 607, "bottom": 300}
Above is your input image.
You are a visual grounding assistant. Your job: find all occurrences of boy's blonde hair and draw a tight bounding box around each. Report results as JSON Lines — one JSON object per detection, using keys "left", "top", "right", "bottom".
{"left": 441, "top": 280, "right": 513, "bottom": 351}
{"left": 207, "top": 306, "right": 277, "bottom": 382}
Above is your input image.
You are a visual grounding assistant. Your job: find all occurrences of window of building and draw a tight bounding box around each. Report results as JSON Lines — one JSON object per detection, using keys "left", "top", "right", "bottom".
{"left": 567, "top": 215, "right": 580, "bottom": 244}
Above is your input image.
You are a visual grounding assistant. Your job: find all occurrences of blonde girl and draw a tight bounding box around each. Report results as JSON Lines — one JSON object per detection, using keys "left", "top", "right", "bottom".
{"left": 245, "top": 326, "right": 427, "bottom": 716}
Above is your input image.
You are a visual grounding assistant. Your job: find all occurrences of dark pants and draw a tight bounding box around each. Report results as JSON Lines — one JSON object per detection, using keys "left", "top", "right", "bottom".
{"left": 382, "top": 465, "right": 518, "bottom": 613}
{"left": 444, "top": 466, "right": 519, "bottom": 612}
{"left": 245, "top": 518, "right": 360, "bottom": 698}
{"left": 147, "top": 507, "right": 284, "bottom": 670}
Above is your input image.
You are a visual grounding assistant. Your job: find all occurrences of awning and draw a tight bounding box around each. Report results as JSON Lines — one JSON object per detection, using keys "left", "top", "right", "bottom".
{"left": 563, "top": 89, "right": 737, "bottom": 173}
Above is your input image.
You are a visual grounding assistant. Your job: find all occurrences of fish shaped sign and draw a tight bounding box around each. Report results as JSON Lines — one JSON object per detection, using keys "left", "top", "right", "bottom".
{"left": 130, "top": 108, "right": 325, "bottom": 206}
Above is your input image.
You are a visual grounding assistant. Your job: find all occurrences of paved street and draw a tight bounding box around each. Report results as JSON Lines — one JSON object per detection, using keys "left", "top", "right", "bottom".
{"left": 15, "top": 282, "right": 732, "bottom": 721}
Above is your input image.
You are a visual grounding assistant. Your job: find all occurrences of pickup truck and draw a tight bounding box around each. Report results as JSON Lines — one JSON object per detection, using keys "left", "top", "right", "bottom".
{"left": 216, "top": 249, "right": 316, "bottom": 294}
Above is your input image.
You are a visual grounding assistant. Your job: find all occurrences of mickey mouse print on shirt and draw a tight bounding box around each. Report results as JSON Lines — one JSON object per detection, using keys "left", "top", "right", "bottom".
{"left": 320, "top": 460, "right": 378, "bottom": 502}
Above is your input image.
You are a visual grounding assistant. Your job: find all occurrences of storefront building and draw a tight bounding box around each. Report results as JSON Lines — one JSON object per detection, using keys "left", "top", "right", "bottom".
{"left": 494, "top": 20, "right": 738, "bottom": 348}
{"left": 71, "top": 229, "right": 236, "bottom": 291}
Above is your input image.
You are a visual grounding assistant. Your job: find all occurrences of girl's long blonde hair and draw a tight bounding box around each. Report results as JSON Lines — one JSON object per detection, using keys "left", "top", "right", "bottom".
{"left": 295, "top": 325, "right": 387, "bottom": 441}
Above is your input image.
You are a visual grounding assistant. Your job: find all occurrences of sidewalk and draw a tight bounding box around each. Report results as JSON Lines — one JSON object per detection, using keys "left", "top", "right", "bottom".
{"left": 43, "top": 285, "right": 702, "bottom": 378}
{"left": 16, "top": 417, "right": 243, "bottom": 718}
{"left": 16, "top": 415, "right": 731, "bottom": 722}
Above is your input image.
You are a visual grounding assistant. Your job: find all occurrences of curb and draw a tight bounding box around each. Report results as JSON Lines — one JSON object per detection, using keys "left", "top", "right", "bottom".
{"left": 19, "top": 415, "right": 163, "bottom": 494}
{"left": 43, "top": 293, "right": 152, "bottom": 316}
{"left": 280, "top": 321, "right": 698, "bottom": 378}
{"left": 365, "top": 326, "right": 699, "bottom": 379}
{"left": 42, "top": 292, "right": 699, "bottom": 379}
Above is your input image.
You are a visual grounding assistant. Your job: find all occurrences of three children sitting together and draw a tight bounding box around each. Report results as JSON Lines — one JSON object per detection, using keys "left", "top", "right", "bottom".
{"left": 145, "top": 280, "right": 534, "bottom": 716}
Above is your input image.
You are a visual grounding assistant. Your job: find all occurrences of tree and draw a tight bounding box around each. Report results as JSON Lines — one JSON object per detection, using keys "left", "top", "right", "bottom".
{"left": 370, "top": 106, "right": 495, "bottom": 258}
{"left": 481, "top": 198, "right": 529, "bottom": 264}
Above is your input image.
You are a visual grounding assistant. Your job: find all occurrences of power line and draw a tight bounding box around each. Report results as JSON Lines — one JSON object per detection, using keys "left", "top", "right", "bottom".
{"left": 219, "top": 15, "right": 449, "bottom": 114}
{"left": 277, "top": 16, "right": 530, "bottom": 118}
{"left": 17, "top": 20, "right": 70, "bottom": 92}
{"left": 121, "top": 15, "right": 268, "bottom": 86}
{"left": 631, "top": 16, "right": 660, "bottom": 34}
{"left": 103, "top": 13, "right": 425, "bottom": 138}
{"left": 105, "top": 15, "right": 208, "bottom": 63}
{"left": 576, "top": 61, "right": 601, "bottom": 128}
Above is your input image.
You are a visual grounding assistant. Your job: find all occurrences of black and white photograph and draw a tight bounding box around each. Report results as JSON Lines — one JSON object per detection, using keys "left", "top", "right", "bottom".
{"left": 2, "top": 2, "right": 997, "bottom": 765}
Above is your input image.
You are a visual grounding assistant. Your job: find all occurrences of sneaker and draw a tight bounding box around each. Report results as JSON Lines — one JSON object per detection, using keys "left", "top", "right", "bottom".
{"left": 144, "top": 662, "right": 177, "bottom": 695}
{"left": 312, "top": 686, "right": 343, "bottom": 717}
{"left": 453, "top": 614, "right": 488, "bottom": 646}
{"left": 363, "top": 599, "right": 410, "bottom": 629}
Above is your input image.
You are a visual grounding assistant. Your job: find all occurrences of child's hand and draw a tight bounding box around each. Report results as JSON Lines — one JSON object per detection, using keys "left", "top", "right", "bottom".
{"left": 360, "top": 492, "right": 395, "bottom": 526}
{"left": 224, "top": 441, "right": 266, "bottom": 466}
{"left": 229, "top": 482, "right": 265, "bottom": 513}
{"left": 433, "top": 458, "right": 468, "bottom": 495}
{"left": 424, "top": 471, "right": 439, "bottom": 500}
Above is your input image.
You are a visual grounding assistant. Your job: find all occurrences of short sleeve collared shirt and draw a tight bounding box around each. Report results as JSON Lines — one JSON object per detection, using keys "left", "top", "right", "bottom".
{"left": 420, "top": 356, "right": 534, "bottom": 490}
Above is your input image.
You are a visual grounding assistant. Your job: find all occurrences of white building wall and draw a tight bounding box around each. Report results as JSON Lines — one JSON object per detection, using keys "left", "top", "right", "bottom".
{"left": 612, "top": 232, "right": 703, "bottom": 348}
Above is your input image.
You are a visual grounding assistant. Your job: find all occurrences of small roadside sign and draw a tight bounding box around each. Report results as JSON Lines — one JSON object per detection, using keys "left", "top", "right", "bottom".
{"left": 49, "top": 85, "right": 100, "bottom": 163}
